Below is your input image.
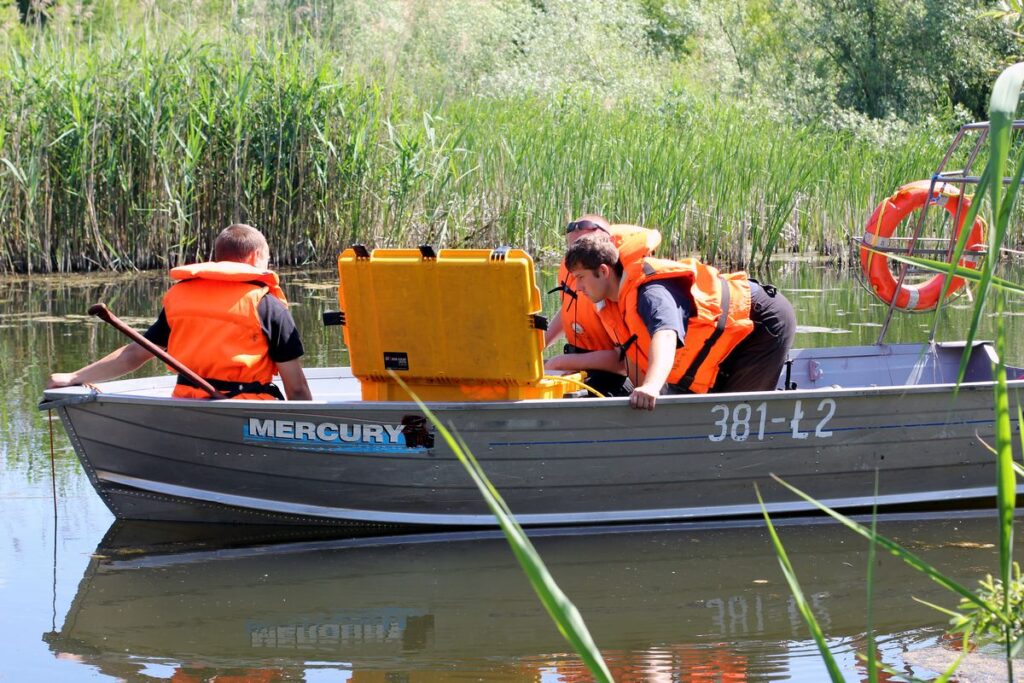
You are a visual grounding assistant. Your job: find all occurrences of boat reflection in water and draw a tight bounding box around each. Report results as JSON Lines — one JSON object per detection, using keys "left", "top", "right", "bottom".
{"left": 46, "top": 514, "right": 1009, "bottom": 681}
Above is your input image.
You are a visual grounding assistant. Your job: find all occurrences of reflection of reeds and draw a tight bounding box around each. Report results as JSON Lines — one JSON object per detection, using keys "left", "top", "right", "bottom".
{"left": 1, "top": 27, "right": 953, "bottom": 273}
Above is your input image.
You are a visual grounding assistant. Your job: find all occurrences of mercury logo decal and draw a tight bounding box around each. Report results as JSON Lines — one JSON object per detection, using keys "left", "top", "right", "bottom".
{"left": 243, "top": 417, "right": 432, "bottom": 453}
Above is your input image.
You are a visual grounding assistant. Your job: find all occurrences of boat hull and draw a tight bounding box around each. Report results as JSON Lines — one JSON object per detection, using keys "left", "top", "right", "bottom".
{"left": 43, "top": 342, "right": 1024, "bottom": 527}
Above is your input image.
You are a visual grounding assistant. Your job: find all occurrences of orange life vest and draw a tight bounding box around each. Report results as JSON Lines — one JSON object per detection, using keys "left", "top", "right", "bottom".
{"left": 163, "top": 262, "right": 288, "bottom": 400}
{"left": 556, "top": 225, "right": 661, "bottom": 351}
{"left": 600, "top": 257, "right": 754, "bottom": 393}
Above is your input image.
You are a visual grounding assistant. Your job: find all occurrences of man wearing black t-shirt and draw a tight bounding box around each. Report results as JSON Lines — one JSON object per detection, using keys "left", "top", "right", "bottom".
{"left": 47, "top": 225, "right": 312, "bottom": 401}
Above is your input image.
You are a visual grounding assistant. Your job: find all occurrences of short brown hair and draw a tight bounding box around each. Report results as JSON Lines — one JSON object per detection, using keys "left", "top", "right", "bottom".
{"left": 214, "top": 224, "right": 269, "bottom": 262}
{"left": 565, "top": 232, "right": 620, "bottom": 273}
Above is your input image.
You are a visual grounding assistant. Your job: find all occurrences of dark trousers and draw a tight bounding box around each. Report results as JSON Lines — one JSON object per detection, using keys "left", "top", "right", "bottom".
{"left": 711, "top": 282, "right": 796, "bottom": 393}
{"left": 563, "top": 344, "right": 635, "bottom": 397}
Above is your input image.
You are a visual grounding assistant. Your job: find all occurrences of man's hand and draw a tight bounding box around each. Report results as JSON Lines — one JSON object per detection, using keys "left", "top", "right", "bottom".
{"left": 47, "top": 373, "right": 80, "bottom": 389}
{"left": 629, "top": 383, "right": 660, "bottom": 410}
{"left": 626, "top": 328, "right": 677, "bottom": 410}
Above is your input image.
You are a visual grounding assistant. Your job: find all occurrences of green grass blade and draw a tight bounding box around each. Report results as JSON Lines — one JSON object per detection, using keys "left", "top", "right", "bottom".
{"left": 956, "top": 62, "right": 1024, "bottom": 384}
{"left": 865, "top": 475, "right": 879, "bottom": 683}
{"left": 769, "top": 474, "right": 1007, "bottom": 623}
{"left": 756, "top": 485, "right": 845, "bottom": 681}
{"left": 388, "top": 372, "right": 614, "bottom": 683}
{"left": 993, "top": 296, "right": 1017, "bottom": 674}
{"left": 913, "top": 596, "right": 967, "bottom": 619}
{"left": 868, "top": 251, "right": 1024, "bottom": 297}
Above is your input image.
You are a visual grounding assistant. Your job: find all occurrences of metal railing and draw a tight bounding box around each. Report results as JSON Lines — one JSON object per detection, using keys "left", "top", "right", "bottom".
{"left": 857, "top": 120, "right": 1024, "bottom": 343}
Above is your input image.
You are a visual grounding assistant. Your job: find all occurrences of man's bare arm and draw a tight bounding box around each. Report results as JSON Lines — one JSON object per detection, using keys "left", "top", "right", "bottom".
{"left": 629, "top": 329, "right": 676, "bottom": 410}
{"left": 276, "top": 358, "right": 312, "bottom": 400}
{"left": 544, "top": 348, "right": 623, "bottom": 373}
{"left": 47, "top": 343, "right": 155, "bottom": 388}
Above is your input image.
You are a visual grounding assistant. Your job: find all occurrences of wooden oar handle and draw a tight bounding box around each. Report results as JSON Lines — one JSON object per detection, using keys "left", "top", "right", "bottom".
{"left": 88, "top": 303, "right": 227, "bottom": 400}
{"left": 87, "top": 303, "right": 115, "bottom": 323}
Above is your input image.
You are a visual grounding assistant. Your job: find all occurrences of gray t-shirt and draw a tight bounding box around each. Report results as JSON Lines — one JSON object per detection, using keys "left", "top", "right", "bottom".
{"left": 636, "top": 280, "right": 694, "bottom": 348}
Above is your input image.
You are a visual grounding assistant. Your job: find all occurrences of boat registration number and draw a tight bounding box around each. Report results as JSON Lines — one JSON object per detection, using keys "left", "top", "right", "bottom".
{"left": 708, "top": 399, "right": 837, "bottom": 442}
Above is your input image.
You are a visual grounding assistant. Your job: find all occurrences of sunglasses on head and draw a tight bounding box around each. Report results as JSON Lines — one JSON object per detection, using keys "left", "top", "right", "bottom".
{"left": 565, "top": 220, "right": 607, "bottom": 234}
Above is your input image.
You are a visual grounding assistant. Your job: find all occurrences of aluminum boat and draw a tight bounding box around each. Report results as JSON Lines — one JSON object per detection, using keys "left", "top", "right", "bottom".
{"left": 39, "top": 340, "right": 1024, "bottom": 527}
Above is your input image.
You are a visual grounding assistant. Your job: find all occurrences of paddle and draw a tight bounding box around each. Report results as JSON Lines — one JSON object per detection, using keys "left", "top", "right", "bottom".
{"left": 87, "top": 303, "right": 228, "bottom": 400}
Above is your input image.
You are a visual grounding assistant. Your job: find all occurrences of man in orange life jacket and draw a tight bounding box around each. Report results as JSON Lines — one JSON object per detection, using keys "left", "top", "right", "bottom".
{"left": 47, "top": 224, "right": 313, "bottom": 401}
{"left": 544, "top": 214, "right": 661, "bottom": 396}
{"left": 565, "top": 232, "right": 795, "bottom": 410}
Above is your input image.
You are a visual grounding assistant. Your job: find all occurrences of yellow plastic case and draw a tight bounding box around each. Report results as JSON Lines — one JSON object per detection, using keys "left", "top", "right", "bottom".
{"left": 337, "top": 247, "right": 580, "bottom": 401}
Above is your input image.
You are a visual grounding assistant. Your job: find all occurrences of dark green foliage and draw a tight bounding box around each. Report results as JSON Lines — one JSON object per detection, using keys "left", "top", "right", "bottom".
{"left": 16, "top": 0, "right": 50, "bottom": 26}
{"left": 719, "top": 0, "right": 1015, "bottom": 122}
{"left": 637, "top": 0, "right": 698, "bottom": 58}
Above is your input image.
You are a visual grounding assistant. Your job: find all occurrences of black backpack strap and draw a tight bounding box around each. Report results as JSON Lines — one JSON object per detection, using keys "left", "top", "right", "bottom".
{"left": 618, "top": 334, "right": 638, "bottom": 362}
{"left": 176, "top": 374, "right": 285, "bottom": 400}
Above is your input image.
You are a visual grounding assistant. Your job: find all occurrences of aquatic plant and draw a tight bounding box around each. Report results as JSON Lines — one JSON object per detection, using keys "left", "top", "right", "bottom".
{"left": 950, "top": 563, "right": 1024, "bottom": 654}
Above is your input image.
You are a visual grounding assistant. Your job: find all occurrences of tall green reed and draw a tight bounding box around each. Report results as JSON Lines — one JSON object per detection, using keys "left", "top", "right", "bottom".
{"left": 0, "top": 19, "right": 956, "bottom": 274}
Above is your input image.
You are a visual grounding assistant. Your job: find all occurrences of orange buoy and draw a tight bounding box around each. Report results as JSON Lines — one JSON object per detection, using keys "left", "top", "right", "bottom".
{"left": 860, "top": 180, "right": 986, "bottom": 311}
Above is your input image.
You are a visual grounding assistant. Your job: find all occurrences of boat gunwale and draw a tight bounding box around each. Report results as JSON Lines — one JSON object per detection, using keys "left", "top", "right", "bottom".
{"left": 40, "top": 375, "right": 1024, "bottom": 413}
{"left": 39, "top": 341, "right": 1020, "bottom": 411}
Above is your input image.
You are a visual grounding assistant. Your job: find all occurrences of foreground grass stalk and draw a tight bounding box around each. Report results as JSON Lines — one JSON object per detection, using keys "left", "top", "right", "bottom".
{"left": 755, "top": 484, "right": 844, "bottom": 681}
{"left": 764, "top": 475, "right": 1009, "bottom": 681}
{"left": 389, "top": 372, "right": 614, "bottom": 683}
{"left": 865, "top": 481, "right": 879, "bottom": 683}
{"left": 953, "top": 62, "right": 1024, "bottom": 384}
{"left": 994, "top": 296, "right": 1018, "bottom": 674}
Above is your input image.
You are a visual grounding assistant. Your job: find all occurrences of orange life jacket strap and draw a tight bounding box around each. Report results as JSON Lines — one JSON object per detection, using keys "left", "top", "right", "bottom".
{"left": 674, "top": 276, "right": 730, "bottom": 392}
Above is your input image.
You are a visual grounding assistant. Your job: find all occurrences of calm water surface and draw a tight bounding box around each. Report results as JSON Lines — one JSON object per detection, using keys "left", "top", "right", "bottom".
{"left": 2, "top": 261, "right": 1023, "bottom": 682}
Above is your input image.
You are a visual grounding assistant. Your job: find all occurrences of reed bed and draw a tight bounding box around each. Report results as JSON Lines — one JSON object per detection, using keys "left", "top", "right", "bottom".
{"left": 0, "top": 28, "right": 952, "bottom": 273}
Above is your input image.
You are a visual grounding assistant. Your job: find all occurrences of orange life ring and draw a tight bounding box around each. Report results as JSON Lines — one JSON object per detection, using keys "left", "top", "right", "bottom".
{"left": 860, "top": 180, "right": 986, "bottom": 311}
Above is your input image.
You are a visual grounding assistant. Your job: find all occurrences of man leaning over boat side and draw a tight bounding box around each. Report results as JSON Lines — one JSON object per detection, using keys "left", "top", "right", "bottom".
{"left": 543, "top": 214, "right": 661, "bottom": 397}
{"left": 46, "top": 224, "right": 313, "bottom": 401}
{"left": 565, "top": 233, "right": 795, "bottom": 410}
